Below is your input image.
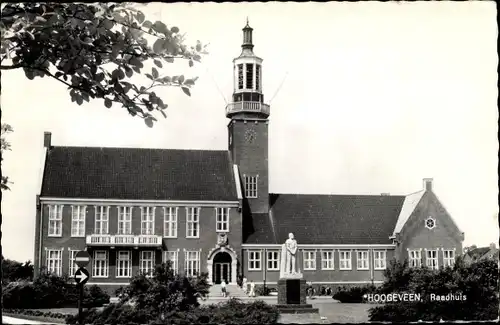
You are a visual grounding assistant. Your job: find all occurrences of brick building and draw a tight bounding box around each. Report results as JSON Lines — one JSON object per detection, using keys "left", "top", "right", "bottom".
{"left": 33, "top": 22, "right": 464, "bottom": 293}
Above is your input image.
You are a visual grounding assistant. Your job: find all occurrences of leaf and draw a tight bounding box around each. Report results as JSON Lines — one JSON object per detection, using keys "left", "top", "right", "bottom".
{"left": 152, "top": 21, "right": 168, "bottom": 34}
{"left": 136, "top": 11, "right": 145, "bottom": 24}
{"left": 165, "top": 57, "right": 174, "bottom": 63}
{"left": 145, "top": 73, "right": 153, "bottom": 80}
{"left": 124, "top": 66, "right": 133, "bottom": 78}
{"left": 129, "top": 57, "right": 143, "bottom": 68}
{"left": 104, "top": 98, "right": 112, "bottom": 108}
{"left": 102, "top": 19, "right": 113, "bottom": 30}
{"left": 183, "top": 79, "right": 195, "bottom": 86}
{"left": 189, "top": 59, "right": 193, "bottom": 67}
{"left": 153, "top": 39, "right": 165, "bottom": 54}
{"left": 153, "top": 59, "right": 162, "bottom": 68}
{"left": 196, "top": 42, "right": 202, "bottom": 52}
{"left": 145, "top": 117, "right": 154, "bottom": 128}
{"left": 178, "top": 75, "right": 185, "bottom": 84}
{"left": 142, "top": 20, "right": 153, "bottom": 29}
{"left": 159, "top": 110, "right": 167, "bottom": 118}
{"left": 181, "top": 87, "right": 191, "bottom": 96}
{"left": 171, "top": 26, "right": 179, "bottom": 33}
{"left": 152, "top": 68, "right": 159, "bottom": 79}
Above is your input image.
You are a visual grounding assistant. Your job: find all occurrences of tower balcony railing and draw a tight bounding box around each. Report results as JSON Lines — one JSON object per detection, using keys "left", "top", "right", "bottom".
{"left": 226, "top": 101, "right": 270, "bottom": 116}
{"left": 86, "top": 234, "right": 163, "bottom": 247}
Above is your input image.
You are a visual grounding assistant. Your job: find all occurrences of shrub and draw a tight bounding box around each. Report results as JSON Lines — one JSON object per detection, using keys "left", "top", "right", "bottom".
{"left": 2, "top": 272, "right": 109, "bottom": 309}
{"left": 332, "top": 285, "right": 378, "bottom": 303}
{"left": 255, "top": 285, "right": 271, "bottom": 296}
{"left": 1, "top": 256, "right": 34, "bottom": 284}
{"left": 3, "top": 309, "right": 69, "bottom": 321}
{"left": 368, "top": 259, "right": 499, "bottom": 321}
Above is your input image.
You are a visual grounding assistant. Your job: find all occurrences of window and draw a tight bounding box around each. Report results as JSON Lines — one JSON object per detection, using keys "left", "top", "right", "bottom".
{"left": 244, "top": 175, "right": 258, "bottom": 198}
{"left": 237, "top": 64, "right": 243, "bottom": 89}
{"left": 373, "top": 250, "right": 387, "bottom": 270}
{"left": 409, "top": 249, "right": 422, "bottom": 267}
{"left": 339, "top": 251, "right": 352, "bottom": 270}
{"left": 117, "top": 251, "right": 132, "bottom": 277}
{"left": 68, "top": 250, "right": 78, "bottom": 276}
{"left": 141, "top": 207, "right": 155, "bottom": 235}
{"left": 164, "top": 251, "right": 178, "bottom": 274}
{"left": 71, "top": 206, "right": 86, "bottom": 237}
{"left": 303, "top": 251, "right": 316, "bottom": 270}
{"left": 92, "top": 250, "right": 108, "bottom": 277}
{"left": 425, "top": 217, "right": 436, "bottom": 230}
{"left": 48, "top": 205, "right": 63, "bottom": 237}
{"left": 95, "top": 206, "right": 109, "bottom": 234}
{"left": 245, "top": 63, "right": 253, "bottom": 89}
{"left": 267, "top": 251, "right": 279, "bottom": 271}
{"left": 357, "top": 251, "right": 369, "bottom": 270}
{"left": 426, "top": 249, "right": 438, "bottom": 270}
{"left": 256, "top": 65, "right": 261, "bottom": 91}
{"left": 140, "top": 251, "right": 155, "bottom": 275}
{"left": 321, "top": 250, "right": 334, "bottom": 270}
{"left": 248, "top": 250, "right": 261, "bottom": 270}
{"left": 185, "top": 251, "right": 200, "bottom": 277}
{"left": 164, "top": 207, "right": 178, "bottom": 238}
{"left": 186, "top": 207, "right": 200, "bottom": 238}
{"left": 443, "top": 250, "right": 455, "bottom": 267}
{"left": 118, "top": 207, "right": 132, "bottom": 235}
{"left": 46, "top": 249, "right": 62, "bottom": 276}
{"left": 216, "top": 207, "right": 229, "bottom": 232}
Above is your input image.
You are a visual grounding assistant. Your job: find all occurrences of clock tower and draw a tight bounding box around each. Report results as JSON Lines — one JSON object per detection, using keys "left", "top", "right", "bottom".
{"left": 227, "top": 20, "right": 270, "bottom": 214}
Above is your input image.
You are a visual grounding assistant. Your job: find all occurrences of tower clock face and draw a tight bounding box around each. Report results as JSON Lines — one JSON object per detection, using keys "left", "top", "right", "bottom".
{"left": 244, "top": 128, "right": 257, "bottom": 143}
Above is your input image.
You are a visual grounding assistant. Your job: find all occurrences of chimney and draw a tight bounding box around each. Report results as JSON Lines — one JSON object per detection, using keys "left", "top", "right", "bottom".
{"left": 490, "top": 243, "right": 496, "bottom": 250}
{"left": 423, "top": 178, "right": 433, "bottom": 192}
{"left": 43, "top": 132, "right": 52, "bottom": 148}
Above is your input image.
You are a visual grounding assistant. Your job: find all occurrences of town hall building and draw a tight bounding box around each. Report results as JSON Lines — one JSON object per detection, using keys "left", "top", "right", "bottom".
{"left": 33, "top": 22, "right": 464, "bottom": 294}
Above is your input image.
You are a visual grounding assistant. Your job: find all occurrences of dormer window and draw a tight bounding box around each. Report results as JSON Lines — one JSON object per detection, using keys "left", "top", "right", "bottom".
{"left": 246, "top": 64, "right": 253, "bottom": 89}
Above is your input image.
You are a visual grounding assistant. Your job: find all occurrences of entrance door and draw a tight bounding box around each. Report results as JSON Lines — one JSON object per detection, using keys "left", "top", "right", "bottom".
{"left": 212, "top": 251, "right": 233, "bottom": 284}
{"left": 214, "top": 262, "right": 230, "bottom": 284}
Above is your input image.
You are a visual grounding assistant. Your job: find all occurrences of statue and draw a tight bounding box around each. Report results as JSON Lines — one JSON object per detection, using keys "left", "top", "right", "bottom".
{"left": 280, "top": 233, "right": 302, "bottom": 278}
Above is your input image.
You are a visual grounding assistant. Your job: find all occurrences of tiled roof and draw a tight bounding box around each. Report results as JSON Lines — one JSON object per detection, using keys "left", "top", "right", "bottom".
{"left": 41, "top": 146, "right": 238, "bottom": 201}
{"left": 244, "top": 193, "right": 405, "bottom": 245}
{"left": 243, "top": 213, "right": 278, "bottom": 244}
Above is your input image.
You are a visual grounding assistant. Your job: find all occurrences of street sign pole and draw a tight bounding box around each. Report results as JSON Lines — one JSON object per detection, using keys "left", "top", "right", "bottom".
{"left": 78, "top": 283, "right": 84, "bottom": 325}
{"left": 74, "top": 251, "right": 91, "bottom": 325}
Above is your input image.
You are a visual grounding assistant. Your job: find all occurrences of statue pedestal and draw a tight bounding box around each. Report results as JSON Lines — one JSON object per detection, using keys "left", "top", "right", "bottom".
{"left": 277, "top": 278, "right": 319, "bottom": 314}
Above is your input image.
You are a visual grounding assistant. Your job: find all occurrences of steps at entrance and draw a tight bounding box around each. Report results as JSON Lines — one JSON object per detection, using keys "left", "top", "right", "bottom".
{"left": 209, "top": 284, "right": 248, "bottom": 298}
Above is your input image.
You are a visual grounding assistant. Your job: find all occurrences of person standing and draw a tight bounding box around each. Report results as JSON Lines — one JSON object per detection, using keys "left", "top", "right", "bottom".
{"left": 221, "top": 279, "right": 227, "bottom": 298}
{"left": 249, "top": 280, "right": 256, "bottom": 297}
{"left": 242, "top": 277, "right": 248, "bottom": 294}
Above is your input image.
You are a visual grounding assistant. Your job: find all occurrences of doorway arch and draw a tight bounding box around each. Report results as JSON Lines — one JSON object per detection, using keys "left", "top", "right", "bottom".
{"left": 207, "top": 246, "right": 237, "bottom": 285}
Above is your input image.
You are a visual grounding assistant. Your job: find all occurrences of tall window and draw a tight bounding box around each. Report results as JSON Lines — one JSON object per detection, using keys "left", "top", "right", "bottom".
{"left": 237, "top": 64, "right": 243, "bottom": 89}
{"left": 321, "top": 250, "right": 334, "bottom": 270}
{"left": 303, "top": 251, "right": 316, "bottom": 270}
{"left": 245, "top": 63, "right": 253, "bottom": 89}
{"left": 92, "top": 250, "right": 108, "bottom": 277}
{"left": 95, "top": 206, "right": 109, "bottom": 234}
{"left": 164, "top": 207, "right": 178, "bottom": 238}
{"left": 186, "top": 207, "right": 199, "bottom": 238}
{"left": 48, "top": 205, "right": 63, "bottom": 237}
{"left": 426, "top": 249, "right": 438, "bottom": 270}
{"left": 46, "top": 249, "right": 62, "bottom": 276}
{"left": 185, "top": 251, "right": 200, "bottom": 277}
{"left": 443, "top": 250, "right": 455, "bottom": 267}
{"left": 117, "top": 251, "right": 132, "bottom": 277}
{"left": 373, "top": 250, "right": 387, "bottom": 270}
{"left": 118, "top": 207, "right": 132, "bottom": 235}
{"left": 141, "top": 207, "right": 155, "bottom": 235}
{"left": 140, "top": 251, "right": 155, "bottom": 275}
{"left": 71, "top": 206, "right": 86, "bottom": 237}
{"left": 248, "top": 250, "right": 261, "bottom": 270}
{"left": 409, "top": 249, "right": 422, "bottom": 267}
{"left": 216, "top": 208, "right": 229, "bottom": 232}
{"left": 244, "top": 175, "right": 258, "bottom": 198}
{"left": 357, "top": 251, "right": 369, "bottom": 270}
{"left": 256, "top": 64, "right": 261, "bottom": 91}
{"left": 164, "top": 251, "right": 178, "bottom": 274}
{"left": 339, "top": 251, "right": 352, "bottom": 270}
{"left": 68, "top": 250, "right": 78, "bottom": 276}
{"left": 267, "top": 251, "right": 279, "bottom": 271}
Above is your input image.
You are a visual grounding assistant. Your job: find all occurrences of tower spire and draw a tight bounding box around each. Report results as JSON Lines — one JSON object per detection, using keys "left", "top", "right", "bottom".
{"left": 242, "top": 18, "right": 253, "bottom": 51}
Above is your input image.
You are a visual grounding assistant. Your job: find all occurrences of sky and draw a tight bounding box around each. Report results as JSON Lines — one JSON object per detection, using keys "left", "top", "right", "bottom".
{"left": 1, "top": 2, "right": 498, "bottom": 262}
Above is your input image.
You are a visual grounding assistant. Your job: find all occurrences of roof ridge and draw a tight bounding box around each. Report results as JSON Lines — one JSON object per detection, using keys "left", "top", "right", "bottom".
{"left": 269, "top": 192, "right": 406, "bottom": 197}
{"left": 50, "top": 145, "right": 228, "bottom": 152}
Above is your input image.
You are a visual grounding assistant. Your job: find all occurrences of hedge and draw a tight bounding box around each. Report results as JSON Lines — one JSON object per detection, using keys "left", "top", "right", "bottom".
{"left": 332, "top": 285, "right": 378, "bottom": 303}
{"left": 368, "top": 258, "right": 499, "bottom": 321}
{"left": 2, "top": 272, "right": 110, "bottom": 309}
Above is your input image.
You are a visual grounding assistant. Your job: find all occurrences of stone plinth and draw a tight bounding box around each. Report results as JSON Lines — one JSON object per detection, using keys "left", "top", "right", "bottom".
{"left": 278, "top": 278, "right": 307, "bottom": 305}
{"left": 277, "top": 278, "right": 318, "bottom": 315}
